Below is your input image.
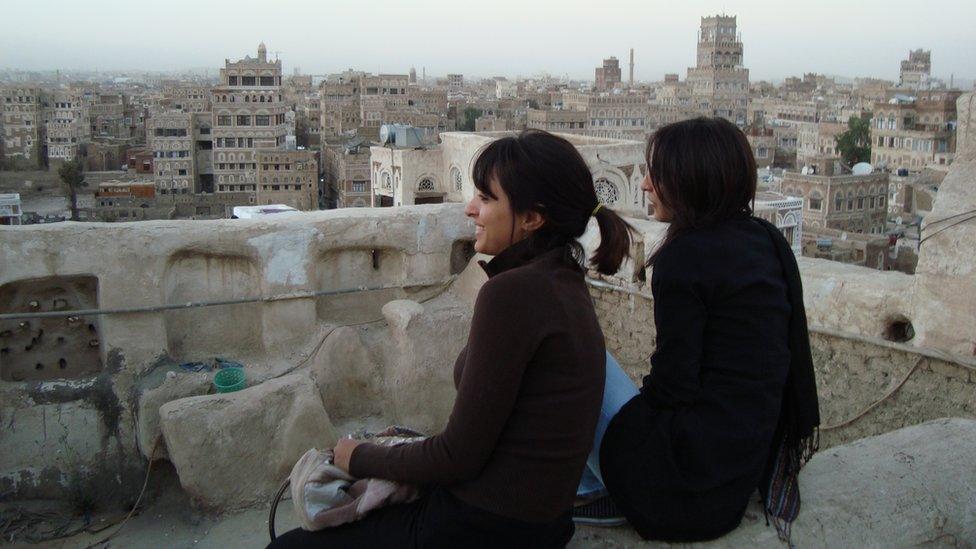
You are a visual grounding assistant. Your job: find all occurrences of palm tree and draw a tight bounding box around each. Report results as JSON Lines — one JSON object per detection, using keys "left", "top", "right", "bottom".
{"left": 58, "top": 159, "right": 86, "bottom": 221}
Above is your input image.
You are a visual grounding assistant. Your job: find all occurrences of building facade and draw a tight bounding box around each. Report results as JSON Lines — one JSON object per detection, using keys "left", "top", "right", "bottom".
{"left": 781, "top": 168, "right": 890, "bottom": 235}
{"left": 526, "top": 108, "right": 588, "bottom": 134}
{"left": 595, "top": 58, "right": 622, "bottom": 92}
{"left": 46, "top": 90, "right": 91, "bottom": 165}
{"left": 871, "top": 90, "right": 961, "bottom": 172}
{"left": 370, "top": 131, "right": 650, "bottom": 217}
{"left": 796, "top": 121, "right": 845, "bottom": 167}
{"left": 563, "top": 91, "right": 651, "bottom": 140}
{"left": 323, "top": 139, "right": 372, "bottom": 208}
{"left": 447, "top": 74, "right": 464, "bottom": 93}
{"left": 148, "top": 112, "right": 196, "bottom": 195}
{"left": 255, "top": 149, "right": 318, "bottom": 210}
{"left": 0, "top": 193, "right": 23, "bottom": 225}
{"left": 1, "top": 86, "right": 45, "bottom": 162}
{"left": 161, "top": 85, "right": 212, "bottom": 114}
{"left": 753, "top": 191, "right": 803, "bottom": 253}
{"left": 212, "top": 43, "right": 287, "bottom": 196}
{"left": 686, "top": 15, "right": 750, "bottom": 125}
{"left": 745, "top": 126, "right": 777, "bottom": 168}
{"left": 899, "top": 49, "right": 931, "bottom": 90}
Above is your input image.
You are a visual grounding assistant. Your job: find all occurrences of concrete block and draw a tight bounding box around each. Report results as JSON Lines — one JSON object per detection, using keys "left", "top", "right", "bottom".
{"left": 159, "top": 373, "right": 337, "bottom": 509}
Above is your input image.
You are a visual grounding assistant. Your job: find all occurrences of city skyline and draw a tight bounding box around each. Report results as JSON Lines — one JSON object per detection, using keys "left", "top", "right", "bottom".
{"left": 2, "top": 0, "right": 975, "bottom": 83}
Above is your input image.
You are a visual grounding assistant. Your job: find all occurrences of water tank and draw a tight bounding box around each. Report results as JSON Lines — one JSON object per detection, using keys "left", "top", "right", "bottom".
{"left": 379, "top": 124, "right": 425, "bottom": 148}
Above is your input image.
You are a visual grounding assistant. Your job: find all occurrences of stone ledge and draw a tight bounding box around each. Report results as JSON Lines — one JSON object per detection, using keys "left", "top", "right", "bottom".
{"left": 571, "top": 418, "right": 976, "bottom": 547}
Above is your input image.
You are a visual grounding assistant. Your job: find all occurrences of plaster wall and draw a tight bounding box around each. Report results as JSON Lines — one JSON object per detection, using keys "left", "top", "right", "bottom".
{"left": 589, "top": 279, "right": 975, "bottom": 450}
{"left": 912, "top": 92, "right": 976, "bottom": 356}
{"left": 409, "top": 132, "right": 650, "bottom": 218}
{"left": 0, "top": 205, "right": 475, "bottom": 502}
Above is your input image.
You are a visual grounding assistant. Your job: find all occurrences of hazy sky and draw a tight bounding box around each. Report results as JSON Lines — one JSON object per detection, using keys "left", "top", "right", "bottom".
{"left": 2, "top": 0, "right": 974, "bottom": 82}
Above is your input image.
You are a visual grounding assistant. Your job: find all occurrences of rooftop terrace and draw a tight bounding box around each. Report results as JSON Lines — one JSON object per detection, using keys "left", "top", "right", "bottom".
{"left": 1, "top": 92, "right": 975, "bottom": 546}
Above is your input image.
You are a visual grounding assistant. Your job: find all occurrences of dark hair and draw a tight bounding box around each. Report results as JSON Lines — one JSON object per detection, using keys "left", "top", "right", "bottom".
{"left": 472, "top": 129, "right": 633, "bottom": 275}
{"left": 645, "top": 117, "right": 757, "bottom": 265}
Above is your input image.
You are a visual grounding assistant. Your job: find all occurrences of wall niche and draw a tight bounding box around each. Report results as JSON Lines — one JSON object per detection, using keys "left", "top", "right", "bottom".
{"left": 0, "top": 275, "right": 102, "bottom": 382}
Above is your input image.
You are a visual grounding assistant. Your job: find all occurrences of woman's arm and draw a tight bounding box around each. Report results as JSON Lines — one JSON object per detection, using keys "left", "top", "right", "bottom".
{"left": 348, "top": 275, "right": 544, "bottom": 484}
{"left": 642, "top": 246, "right": 708, "bottom": 408}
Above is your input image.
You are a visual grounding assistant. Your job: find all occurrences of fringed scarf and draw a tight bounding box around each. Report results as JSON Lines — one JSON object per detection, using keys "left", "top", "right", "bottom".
{"left": 753, "top": 217, "right": 821, "bottom": 545}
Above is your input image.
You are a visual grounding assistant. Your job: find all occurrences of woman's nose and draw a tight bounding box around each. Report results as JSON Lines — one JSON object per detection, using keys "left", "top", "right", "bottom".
{"left": 464, "top": 198, "right": 478, "bottom": 218}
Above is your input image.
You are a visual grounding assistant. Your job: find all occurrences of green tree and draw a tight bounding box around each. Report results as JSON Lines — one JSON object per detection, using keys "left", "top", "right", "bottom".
{"left": 459, "top": 107, "right": 482, "bottom": 131}
{"left": 835, "top": 114, "right": 873, "bottom": 167}
{"left": 58, "top": 158, "right": 86, "bottom": 221}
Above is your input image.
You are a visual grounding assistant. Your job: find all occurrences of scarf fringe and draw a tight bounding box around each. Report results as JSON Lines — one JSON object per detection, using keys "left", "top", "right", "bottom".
{"left": 763, "top": 427, "right": 819, "bottom": 546}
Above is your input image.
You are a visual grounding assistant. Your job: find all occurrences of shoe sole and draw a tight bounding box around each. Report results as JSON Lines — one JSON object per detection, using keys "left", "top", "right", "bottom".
{"left": 572, "top": 517, "right": 628, "bottom": 527}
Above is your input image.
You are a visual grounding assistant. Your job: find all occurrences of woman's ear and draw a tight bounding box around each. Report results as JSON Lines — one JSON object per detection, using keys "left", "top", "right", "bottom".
{"left": 521, "top": 210, "right": 545, "bottom": 233}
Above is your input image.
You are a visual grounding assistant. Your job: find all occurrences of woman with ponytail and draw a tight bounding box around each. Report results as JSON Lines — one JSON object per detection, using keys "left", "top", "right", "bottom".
{"left": 575, "top": 117, "right": 820, "bottom": 544}
{"left": 270, "top": 129, "right": 633, "bottom": 548}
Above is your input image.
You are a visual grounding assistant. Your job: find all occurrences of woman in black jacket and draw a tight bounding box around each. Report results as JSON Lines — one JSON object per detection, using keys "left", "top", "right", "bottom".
{"left": 574, "top": 118, "right": 820, "bottom": 542}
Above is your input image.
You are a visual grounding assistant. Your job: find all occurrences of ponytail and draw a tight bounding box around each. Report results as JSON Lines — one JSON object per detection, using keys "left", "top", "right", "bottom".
{"left": 589, "top": 206, "right": 635, "bottom": 276}
{"left": 471, "top": 130, "right": 636, "bottom": 276}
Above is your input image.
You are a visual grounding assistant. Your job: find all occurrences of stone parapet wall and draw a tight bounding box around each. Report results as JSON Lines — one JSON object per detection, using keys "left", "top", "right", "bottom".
{"left": 589, "top": 280, "right": 976, "bottom": 449}
{"left": 0, "top": 204, "right": 475, "bottom": 504}
{"left": 912, "top": 92, "right": 976, "bottom": 356}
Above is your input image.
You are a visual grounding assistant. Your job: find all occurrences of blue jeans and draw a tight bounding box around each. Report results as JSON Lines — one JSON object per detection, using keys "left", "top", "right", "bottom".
{"left": 577, "top": 351, "right": 640, "bottom": 498}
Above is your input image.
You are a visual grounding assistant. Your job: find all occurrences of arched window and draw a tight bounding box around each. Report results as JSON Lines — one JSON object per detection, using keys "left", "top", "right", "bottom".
{"left": 594, "top": 177, "right": 620, "bottom": 205}
{"left": 809, "top": 190, "right": 823, "bottom": 211}
{"left": 835, "top": 191, "right": 844, "bottom": 211}
{"left": 418, "top": 178, "right": 435, "bottom": 192}
{"left": 450, "top": 167, "right": 462, "bottom": 192}
{"left": 856, "top": 188, "right": 865, "bottom": 209}
{"left": 381, "top": 171, "right": 392, "bottom": 190}
{"left": 847, "top": 190, "right": 855, "bottom": 211}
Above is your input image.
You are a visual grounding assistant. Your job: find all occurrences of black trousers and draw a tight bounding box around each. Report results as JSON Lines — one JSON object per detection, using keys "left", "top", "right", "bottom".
{"left": 268, "top": 486, "right": 574, "bottom": 549}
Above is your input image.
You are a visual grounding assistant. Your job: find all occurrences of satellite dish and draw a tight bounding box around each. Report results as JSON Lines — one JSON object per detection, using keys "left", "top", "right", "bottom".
{"left": 800, "top": 166, "right": 812, "bottom": 175}
{"left": 852, "top": 162, "right": 874, "bottom": 176}
{"left": 379, "top": 125, "right": 394, "bottom": 145}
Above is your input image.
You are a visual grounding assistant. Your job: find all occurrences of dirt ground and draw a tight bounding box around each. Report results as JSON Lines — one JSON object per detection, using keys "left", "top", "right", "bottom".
{"left": 5, "top": 459, "right": 642, "bottom": 549}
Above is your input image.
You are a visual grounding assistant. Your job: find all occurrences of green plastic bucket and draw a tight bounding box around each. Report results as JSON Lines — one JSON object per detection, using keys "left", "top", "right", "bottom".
{"left": 214, "top": 367, "right": 246, "bottom": 393}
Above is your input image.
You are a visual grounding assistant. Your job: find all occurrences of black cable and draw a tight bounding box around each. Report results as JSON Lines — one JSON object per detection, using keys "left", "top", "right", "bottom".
{"left": 269, "top": 478, "right": 290, "bottom": 541}
{"left": 920, "top": 208, "right": 976, "bottom": 231}
{"left": 919, "top": 213, "right": 976, "bottom": 245}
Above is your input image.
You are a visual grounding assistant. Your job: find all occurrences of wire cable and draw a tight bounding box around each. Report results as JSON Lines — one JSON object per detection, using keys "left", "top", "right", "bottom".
{"left": 919, "top": 207, "right": 976, "bottom": 230}
{"left": 919, "top": 213, "right": 976, "bottom": 246}
{"left": 0, "top": 278, "right": 456, "bottom": 322}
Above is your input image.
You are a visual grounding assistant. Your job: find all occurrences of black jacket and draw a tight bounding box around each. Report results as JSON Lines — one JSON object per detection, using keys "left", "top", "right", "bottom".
{"left": 600, "top": 216, "right": 794, "bottom": 541}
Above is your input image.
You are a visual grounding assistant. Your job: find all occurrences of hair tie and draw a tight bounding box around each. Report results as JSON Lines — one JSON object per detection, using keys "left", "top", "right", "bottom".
{"left": 591, "top": 203, "right": 603, "bottom": 217}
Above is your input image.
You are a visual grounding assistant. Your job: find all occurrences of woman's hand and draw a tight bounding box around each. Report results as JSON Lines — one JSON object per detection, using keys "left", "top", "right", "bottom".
{"left": 333, "top": 438, "right": 363, "bottom": 473}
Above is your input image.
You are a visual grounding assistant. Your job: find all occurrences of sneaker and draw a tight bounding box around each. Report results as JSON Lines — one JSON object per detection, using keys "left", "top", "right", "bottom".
{"left": 572, "top": 495, "right": 627, "bottom": 527}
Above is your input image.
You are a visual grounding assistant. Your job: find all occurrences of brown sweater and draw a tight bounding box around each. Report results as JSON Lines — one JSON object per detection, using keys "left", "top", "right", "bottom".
{"left": 350, "top": 241, "right": 606, "bottom": 523}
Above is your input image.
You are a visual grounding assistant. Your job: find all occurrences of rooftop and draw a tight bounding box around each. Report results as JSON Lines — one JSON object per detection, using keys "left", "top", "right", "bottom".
{"left": 1, "top": 92, "right": 975, "bottom": 546}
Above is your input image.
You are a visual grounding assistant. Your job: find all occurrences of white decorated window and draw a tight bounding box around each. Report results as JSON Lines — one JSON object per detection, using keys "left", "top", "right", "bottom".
{"left": 451, "top": 167, "right": 462, "bottom": 192}
{"left": 594, "top": 177, "right": 620, "bottom": 205}
{"left": 418, "top": 178, "right": 435, "bottom": 192}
